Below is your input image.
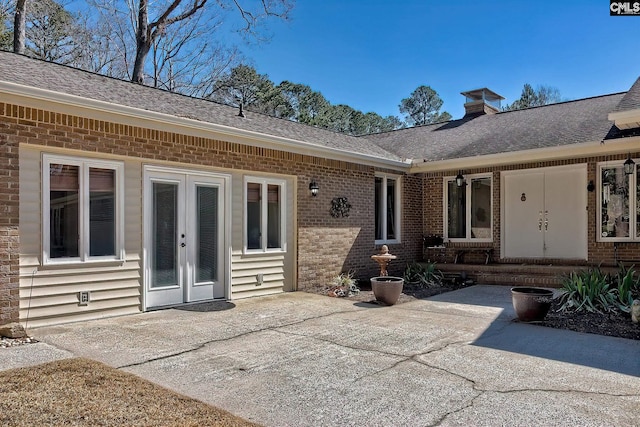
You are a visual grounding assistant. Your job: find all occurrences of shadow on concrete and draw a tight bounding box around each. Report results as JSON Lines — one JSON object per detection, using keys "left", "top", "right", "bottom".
{"left": 471, "top": 319, "right": 640, "bottom": 377}
{"left": 427, "top": 286, "right": 640, "bottom": 377}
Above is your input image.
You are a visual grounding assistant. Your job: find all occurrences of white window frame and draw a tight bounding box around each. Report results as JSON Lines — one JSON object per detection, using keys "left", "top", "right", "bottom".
{"left": 243, "top": 176, "right": 287, "bottom": 253}
{"left": 375, "top": 173, "right": 401, "bottom": 245}
{"left": 443, "top": 173, "right": 493, "bottom": 242}
{"left": 42, "top": 154, "right": 124, "bottom": 264}
{"left": 597, "top": 160, "right": 638, "bottom": 242}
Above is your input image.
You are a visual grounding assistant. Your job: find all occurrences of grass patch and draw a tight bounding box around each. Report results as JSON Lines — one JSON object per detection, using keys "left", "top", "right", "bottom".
{"left": 0, "top": 358, "right": 260, "bottom": 427}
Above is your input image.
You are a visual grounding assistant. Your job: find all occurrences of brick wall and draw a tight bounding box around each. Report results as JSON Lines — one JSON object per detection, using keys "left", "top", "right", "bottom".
{"left": 0, "top": 102, "right": 424, "bottom": 321}
{"left": 423, "top": 156, "right": 640, "bottom": 266}
{"left": 0, "top": 103, "right": 20, "bottom": 324}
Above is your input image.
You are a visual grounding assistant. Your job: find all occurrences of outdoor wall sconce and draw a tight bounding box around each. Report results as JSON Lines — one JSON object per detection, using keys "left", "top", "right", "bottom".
{"left": 587, "top": 180, "right": 595, "bottom": 192}
{"left": 455, "top": 170, "right": 465, "bottom": 187}
{"left": 624, "top": 154, "right": 635, "bottom": 175}
{"left": 309, "top": 180, "right": 319, "bottom": 197}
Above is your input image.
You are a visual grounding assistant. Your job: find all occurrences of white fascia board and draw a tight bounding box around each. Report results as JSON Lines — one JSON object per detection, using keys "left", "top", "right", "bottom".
{"left": 608, "top": 108, "right": 640, "bottom": 129}
{"left": 0, "top": 81, "right": 410, "bottom": 171}
{"left": 409, "top": 136, "right": 640, "bottom": 173}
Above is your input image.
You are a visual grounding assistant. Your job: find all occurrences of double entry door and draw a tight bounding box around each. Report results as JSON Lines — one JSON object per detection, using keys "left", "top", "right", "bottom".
{"left": 503, "top": 165, "right": 587, "bottom": 260}
{"left": 144, "top": 168, "right": 226, "bottom": 309}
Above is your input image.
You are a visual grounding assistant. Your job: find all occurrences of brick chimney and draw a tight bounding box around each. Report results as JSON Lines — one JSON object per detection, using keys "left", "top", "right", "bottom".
{"left": 461, "top": 88, "right": 504, "bottom": 118}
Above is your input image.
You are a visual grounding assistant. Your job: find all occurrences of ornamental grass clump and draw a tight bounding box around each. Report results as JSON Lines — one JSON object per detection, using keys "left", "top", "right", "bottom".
{"left": 557, "top": 265, "right": 640, "bottom": 314}
{"left": 402, "top": 262, "right": 443, "bottom": 288}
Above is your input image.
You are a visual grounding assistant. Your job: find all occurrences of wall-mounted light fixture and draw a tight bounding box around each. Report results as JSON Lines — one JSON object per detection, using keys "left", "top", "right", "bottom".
{"left": 624, "top": 154, "right": 635, "bottom": 175}
{"left": 309, "top": 180, "right": 319, "bottom": 197}
{"left": 587, "top": 180, "right": 595, "bottom": 192}
{"left": 455, "top": 170, "right": 465, "bottom": 188}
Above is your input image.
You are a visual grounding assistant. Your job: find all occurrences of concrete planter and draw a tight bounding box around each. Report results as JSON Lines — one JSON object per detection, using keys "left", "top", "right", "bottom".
{"left": 511, "top": 287, "right": 553, "bottom": 322}
{"left": 371, "top": 276, "right": 404, "bottom": 305}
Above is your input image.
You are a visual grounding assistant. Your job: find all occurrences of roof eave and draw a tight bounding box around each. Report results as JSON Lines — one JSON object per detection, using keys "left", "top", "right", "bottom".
{"left": 409, "top": 136, "right": 640, "bottom": 173}
{"left": 608, "top": 108, "right": 640, "bottom": 130}
{"left": 0, "top": 80, "right": 411, "bottom": 171}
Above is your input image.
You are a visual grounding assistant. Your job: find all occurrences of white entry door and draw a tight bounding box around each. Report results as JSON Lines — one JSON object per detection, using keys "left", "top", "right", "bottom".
{"left": 503, "top": 165, "right": 587, "bottom": 260}
{"left": 144, "top": 169, "right": 226, "bottom": 308}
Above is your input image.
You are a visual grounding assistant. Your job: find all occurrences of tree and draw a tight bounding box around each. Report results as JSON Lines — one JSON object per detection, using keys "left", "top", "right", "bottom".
{"left": 209, "top": 64, "right": 273, "bottom": 107}
{"left": 24, "top": 0, "right": 86, "bottom": 64}
{"left": 504, "top": 83, "right": 562, "bottom": 111}
{"left": 277, "top": 81, "right": 331, "bottom": 125}
{"left": 13, "top": 0, "right": 25, "bottom": 53}
{"left": 399, "top": 85, "right": 451, "bottom": 126}
{"left": 131, "top": 0, "right": 293, "bottom": 85}
{"left": 0, "top": 2, "right": 12, "bottom": 50}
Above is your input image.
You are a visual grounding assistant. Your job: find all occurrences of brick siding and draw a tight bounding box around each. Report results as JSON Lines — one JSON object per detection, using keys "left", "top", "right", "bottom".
{"left": 423, "top": 157, "right": 640, "bottom": 266}
{"left": 0, "top": 102, "right": 424, "bottom": 322}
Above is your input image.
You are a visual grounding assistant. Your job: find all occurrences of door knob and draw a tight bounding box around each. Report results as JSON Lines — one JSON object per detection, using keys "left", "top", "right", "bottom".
{"left": 180, "top": 242, "right": 186, "bottom": 248}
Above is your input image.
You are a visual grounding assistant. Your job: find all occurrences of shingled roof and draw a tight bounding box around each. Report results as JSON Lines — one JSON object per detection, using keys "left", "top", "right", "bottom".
{"left": 365, "top": 93, "right": 625, "bottom": 162}
{"left": 613, "top": 76, "right": 640, "bottom": 112}
{"left": 0, "top": 51, "right": 634, "bottom": 166}
{"left": 0, "top": 51, "right": 403, "bottom": 163}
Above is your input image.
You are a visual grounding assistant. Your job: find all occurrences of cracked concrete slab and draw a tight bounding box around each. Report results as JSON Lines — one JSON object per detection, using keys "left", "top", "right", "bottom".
{"left": 16, "top": 286, "right": 640, "bottom": 426}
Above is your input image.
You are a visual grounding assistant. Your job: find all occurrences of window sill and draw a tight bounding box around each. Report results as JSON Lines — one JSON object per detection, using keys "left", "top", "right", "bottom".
{"left": 41, "top": 258, "right": 125, "bottom": 269}
{"left": 446, "top": 238, "right": 493, "bottom": 244}
{"left": 375, "top": 239, "right": 401, "bottom": 245}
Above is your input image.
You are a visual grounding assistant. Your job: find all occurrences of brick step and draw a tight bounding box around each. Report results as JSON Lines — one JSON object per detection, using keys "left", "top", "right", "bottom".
{"left": 473, "top": 272, "right": 564, "bottom": 288}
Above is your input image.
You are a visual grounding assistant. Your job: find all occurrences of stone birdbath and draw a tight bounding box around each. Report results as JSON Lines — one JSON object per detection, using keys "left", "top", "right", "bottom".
{"left": 371, "top": 245, "right": 396, "bottom": 276}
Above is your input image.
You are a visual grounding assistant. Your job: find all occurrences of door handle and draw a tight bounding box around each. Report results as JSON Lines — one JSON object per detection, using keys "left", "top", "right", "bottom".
{"left": 180, "top": 242, "right": 186, "bottom": 248}
{"left": 538, "top": 211, "right": 543, "bottom": 231}
{"left": 544, "top": 210, "right": 549, "bottom": 231}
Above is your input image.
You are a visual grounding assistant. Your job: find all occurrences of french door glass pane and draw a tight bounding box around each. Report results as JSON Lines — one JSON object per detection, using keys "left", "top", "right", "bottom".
{"left": 247, "top": 183, "right": 261, "bottom": 249}
{"left": 448, "top": 181, "right": 466, "bottom": 238}
{"left": 152, "top": 183, "right": 178, "bottom": 287}
{"left": 267, "top": 184, "right": 281, "bottom": 248}
{"left": 470, "top": 178, "right": 491, "bottom": 239}
{"left": 197, "top": 186, "right": 218, "bottom": 282}
{"left": 601, "top": 166, "right": 629, "bottom": 238}
{"left": 386, "top": 178, "right": 396, "bottom": 240}
{"left": 49, "top": 164, "right": 79, "bottom": 258}
{"left": 375, "top": 177, "right": 382, "bottom": 240}
{"left": 89, "top": 168, "right": 116, "bottom": 256}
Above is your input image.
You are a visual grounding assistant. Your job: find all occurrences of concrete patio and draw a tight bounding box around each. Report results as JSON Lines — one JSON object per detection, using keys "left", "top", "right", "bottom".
{"left": 4, "top": 285, "right": 640, "bottom": 426}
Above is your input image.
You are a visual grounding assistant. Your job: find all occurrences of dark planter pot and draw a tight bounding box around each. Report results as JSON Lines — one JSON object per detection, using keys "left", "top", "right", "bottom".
{"left": 511, "top": 287, "right": 554, "bottom": 322}
{"left": 371, "top": 276, "right": 404, "bottom": 305}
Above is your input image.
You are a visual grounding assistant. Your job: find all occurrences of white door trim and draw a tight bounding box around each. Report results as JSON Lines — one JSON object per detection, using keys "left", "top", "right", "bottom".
{"left": 501, "top": 164, "right": 588, "bottom": 260}
{"left": 142, "top": 165, "right": 231, "bottom": 310}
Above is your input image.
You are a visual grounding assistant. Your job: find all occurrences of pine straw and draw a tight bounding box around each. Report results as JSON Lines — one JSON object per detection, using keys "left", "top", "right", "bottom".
{"left": 0, "top": 358, "right": 261, "bottom": 427}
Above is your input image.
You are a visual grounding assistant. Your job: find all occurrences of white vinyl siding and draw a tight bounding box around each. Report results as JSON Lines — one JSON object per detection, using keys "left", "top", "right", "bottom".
{"left": 19, "top": 147, "right": 142, "bottom": 327}
{"left": 231, "top": 172, "right": 295, "bottom": 298}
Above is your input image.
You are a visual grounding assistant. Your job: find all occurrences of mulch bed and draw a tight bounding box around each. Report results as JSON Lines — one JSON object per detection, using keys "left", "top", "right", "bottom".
{"left": 541, "top": 300, "right": 640, "bottom": 340}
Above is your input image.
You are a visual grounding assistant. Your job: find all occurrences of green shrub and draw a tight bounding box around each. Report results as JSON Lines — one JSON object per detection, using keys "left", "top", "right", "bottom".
{"left": 556, "top": 268, "right": 617, "bottom": 313}
{"left": 614, "top": 264, "right": 640, "bottom": 313}
{"left": 403, "top": 262, "right": 443, "bottom": 288}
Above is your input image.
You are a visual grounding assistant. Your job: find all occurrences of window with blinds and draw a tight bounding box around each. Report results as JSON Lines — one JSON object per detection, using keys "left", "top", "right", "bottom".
{"left": 44, "top": 155, "right": 122, "bottom": 262}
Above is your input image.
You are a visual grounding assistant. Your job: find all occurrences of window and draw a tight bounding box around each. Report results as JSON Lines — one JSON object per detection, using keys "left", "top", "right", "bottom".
{"left": 375, "top": 174, "right": 401, "bottom": 243}
{"left": 43, "top": 155, "right": 123, "bottom": 263}
{"left": 598, "top": 161, "right": 640, "bottom": 241}
{"left": 245, "top": 177, "right": 286, "bottom": 252}
{"left": 444, "top": 174, "right": 492, "bottom": 241}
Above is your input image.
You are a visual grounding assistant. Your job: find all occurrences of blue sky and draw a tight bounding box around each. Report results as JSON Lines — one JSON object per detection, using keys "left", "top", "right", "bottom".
{"left": 235, "top": 0, "right": 640, "bottom": 120}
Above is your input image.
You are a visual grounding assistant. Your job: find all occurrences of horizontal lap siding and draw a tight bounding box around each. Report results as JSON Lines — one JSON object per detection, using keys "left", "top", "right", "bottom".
{"left": 229, "top": 172, "right": 294, "bottom": 299}
{"left": 19, "top": 146, "right": 143, "bottom": 327}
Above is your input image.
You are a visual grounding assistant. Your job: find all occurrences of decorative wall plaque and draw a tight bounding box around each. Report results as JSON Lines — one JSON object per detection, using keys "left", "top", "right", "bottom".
{"left": 330, "top": 197, "right": 351, "bottom": 218}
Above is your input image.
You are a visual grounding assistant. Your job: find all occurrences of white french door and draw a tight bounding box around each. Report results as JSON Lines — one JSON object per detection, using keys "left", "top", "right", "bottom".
{"left": 503, "top": 165, "right": 587, "bottom": 260}
{"left": 144, "top": 169, "right": 226, "bottom": 308}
